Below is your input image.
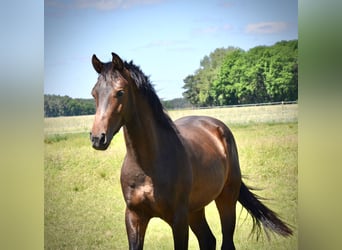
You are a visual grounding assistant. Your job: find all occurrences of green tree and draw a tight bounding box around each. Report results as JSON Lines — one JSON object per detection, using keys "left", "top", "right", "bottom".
{"left": 185, "top": 40, "right": 298, "bottom": 106}
{"left": 182, "top": 46, "right": 241, "bottom": 106}
{"left": 182, "top": 75, "right": 200, "bottom": 105}
{"left": 264, "top": 40, "right": 298, "bottom": 101}
{"left": 44, "top": 95, "right": 95, "bottom": 117}
{"left": 212, "top": 49, "right": 245, "bottom": 105}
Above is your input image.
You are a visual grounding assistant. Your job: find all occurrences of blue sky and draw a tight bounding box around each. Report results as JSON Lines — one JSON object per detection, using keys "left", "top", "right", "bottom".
{"left": 45, "top": 0, "right": 298, "bottom": 100}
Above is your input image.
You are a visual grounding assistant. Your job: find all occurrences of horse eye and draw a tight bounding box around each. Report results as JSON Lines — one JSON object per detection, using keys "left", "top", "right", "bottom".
{"left": 116, "top": 90, "right": 125, "bottom": 98}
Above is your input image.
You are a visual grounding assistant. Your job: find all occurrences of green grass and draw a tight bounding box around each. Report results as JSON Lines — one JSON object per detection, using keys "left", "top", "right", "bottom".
{"left": 44, "top": 134, "right": 68, "bottom": 144}
{"left": 45, "top": 108, "right": 297, "bottom": 249}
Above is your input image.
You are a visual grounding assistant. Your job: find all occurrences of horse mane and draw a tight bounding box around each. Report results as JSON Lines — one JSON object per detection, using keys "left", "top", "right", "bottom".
{"left": 123, "top": 60, "right": 175, "bottom": 131}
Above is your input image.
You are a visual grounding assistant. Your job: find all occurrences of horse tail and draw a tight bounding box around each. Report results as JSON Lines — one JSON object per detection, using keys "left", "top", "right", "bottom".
{"left": 238, "top": 181, "right": 293, "bottom": 239}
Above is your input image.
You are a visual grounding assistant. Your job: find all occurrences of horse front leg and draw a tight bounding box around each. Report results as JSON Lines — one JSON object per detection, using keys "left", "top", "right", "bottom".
{"left": 125, "top": 207, "right": 150, "bottom": 250}
{"left": 171, "top": 207, "right": 189, "bottom": 250}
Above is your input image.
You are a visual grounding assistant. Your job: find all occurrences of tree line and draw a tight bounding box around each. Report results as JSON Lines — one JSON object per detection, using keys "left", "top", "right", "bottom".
{"left": 44, "top": 95, "right": 191, "bottom": 117}
{"left": 44, "top": 95, "right": 95, "bottom": 117}
{"left": 182, "top": 40, "right": 298, "bottom": 106}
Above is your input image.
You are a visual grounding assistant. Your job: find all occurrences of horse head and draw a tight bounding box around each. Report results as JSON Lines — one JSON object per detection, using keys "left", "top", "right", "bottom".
{"left": 90, "top": 53, "right": 134, "bottom": 150}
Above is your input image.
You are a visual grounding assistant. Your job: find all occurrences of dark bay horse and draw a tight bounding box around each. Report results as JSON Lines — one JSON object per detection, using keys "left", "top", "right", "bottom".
{"left": 90, "top": 53, "right": 292, "bottom": 250}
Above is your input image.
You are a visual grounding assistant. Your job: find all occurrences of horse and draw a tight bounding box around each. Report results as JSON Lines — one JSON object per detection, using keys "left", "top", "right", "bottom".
{"left": 89, "top": 52, "right": 292, "bottom": 250}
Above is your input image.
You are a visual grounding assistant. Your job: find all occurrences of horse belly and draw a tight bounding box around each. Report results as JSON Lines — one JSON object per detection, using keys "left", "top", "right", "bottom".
{"left": 185, "top": 134, "right": 228, "bottom": 211}
{"left": 188, "top": 153, "right": 227, "bottom": 211}
{"left": 176, "top": 116, "right": 230, "bottom": 211}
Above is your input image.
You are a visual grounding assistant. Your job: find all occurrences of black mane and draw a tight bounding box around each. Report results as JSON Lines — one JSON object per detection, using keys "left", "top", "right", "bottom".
{"left": 123, "top": 61, "right": 175, "bottom": 130}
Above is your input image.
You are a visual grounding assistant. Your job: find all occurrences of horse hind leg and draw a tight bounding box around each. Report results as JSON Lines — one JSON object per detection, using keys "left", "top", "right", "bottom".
{"left": 189, "top": 208, "right": 216, "bottom": 250}
{"left": 215, "top": 185, "right": 240, "bottom": 250}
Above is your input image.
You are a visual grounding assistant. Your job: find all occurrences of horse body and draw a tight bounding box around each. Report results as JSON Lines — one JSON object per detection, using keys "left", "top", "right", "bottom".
{"left": 90, "top": 53, "right": 292, "bottom": 250}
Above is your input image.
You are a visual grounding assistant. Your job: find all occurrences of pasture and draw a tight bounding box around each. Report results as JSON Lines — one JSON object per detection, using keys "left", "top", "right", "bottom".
{"left": 44, "top": 104, "right": 297, "bottom": 249}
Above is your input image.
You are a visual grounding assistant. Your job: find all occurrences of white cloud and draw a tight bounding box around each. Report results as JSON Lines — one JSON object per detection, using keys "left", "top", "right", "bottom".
{"left": 75, "top": 0, "right": 121, "bottom": 10}
{"left": 218, "top": 1, "right": 235, "bottom": 9}
{"left": 246, "top": 22, "right": 288, "bottom": 34}
{"left": 46, "top": 0, "right": 162, "bottom": 11}
{"left": 75, "top": 0, "right": 162, "bottom": 10}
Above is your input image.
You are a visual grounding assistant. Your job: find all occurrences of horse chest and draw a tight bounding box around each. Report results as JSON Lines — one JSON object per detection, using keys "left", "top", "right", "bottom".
{"left": 121, "top": 172, "right": 156, "bottom": 210}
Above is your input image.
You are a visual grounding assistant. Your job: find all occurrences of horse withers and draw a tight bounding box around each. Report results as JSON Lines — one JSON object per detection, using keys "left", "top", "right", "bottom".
{"left": 90, "top": 52, "right": 292, "bottom": 250}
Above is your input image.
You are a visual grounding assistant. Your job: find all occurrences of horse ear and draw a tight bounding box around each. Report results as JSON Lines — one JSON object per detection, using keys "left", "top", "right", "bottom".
{"left": 111, "top": 52, "right": 124, "bottom": 71}
{"left": 92, "top": 54, "right": 103, "bottom": 74}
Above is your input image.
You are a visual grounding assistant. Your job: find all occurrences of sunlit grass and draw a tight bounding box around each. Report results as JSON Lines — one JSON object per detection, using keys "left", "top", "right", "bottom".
{"left": 44, "top": 109, "right": 297, "bottom": 249}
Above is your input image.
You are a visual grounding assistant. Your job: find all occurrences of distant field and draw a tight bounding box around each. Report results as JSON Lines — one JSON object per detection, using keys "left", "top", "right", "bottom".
{"left": 44, "top": 105, "right": 298, "bottom": 249}
{"left": 44, "top": 103, "right": 297, "bottom": 135}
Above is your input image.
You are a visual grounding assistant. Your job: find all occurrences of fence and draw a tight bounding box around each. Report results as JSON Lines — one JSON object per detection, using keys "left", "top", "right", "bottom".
{"left": 44, "top": 102, "right": 297, "bottom": 135}
{"left": 169, "top": 101, "right": 298, "bottom": 125}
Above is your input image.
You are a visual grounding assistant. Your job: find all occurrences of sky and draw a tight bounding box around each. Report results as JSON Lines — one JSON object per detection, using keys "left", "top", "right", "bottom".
{"left": 45, "top": 0, "right": 298, "bottom": 100}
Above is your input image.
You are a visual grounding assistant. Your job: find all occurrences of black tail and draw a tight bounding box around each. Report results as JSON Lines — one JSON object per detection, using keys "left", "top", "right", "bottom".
{"left": 238, "top": 181, "right": 293, "bottom": 239}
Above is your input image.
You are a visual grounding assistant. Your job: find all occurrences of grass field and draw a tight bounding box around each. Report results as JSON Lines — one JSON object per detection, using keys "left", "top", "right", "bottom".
{"left": 44, "top": 104, "right": 297, "bottom": 135}
{"left": 44, "top": 105, "right": 297, "bottom": 249}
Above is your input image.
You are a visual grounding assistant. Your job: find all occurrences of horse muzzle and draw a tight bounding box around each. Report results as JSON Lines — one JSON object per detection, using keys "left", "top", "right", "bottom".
{"left": 90, "top": 132, "right": 109, "bottom": 150}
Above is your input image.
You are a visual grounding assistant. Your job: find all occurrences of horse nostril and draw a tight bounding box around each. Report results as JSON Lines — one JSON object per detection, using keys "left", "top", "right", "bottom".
{"left": 100, "top": 133, "right": 107, "bottom": 144}
{"left": 90, "top": 132, "right": 107, "bottom": 149}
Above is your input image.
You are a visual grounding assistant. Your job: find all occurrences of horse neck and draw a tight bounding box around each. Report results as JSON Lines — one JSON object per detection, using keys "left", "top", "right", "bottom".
{"left": 123, "top": 97, "right": 173, "bottom": 169}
